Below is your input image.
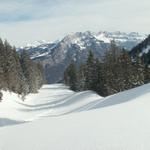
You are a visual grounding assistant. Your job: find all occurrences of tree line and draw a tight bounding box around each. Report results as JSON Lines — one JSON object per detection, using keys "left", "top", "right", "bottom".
{"left": 64, "top": 41, "right": 150, "bottom": 96}
{"left": 0, "top": 38, "right": 45, "bottom": 100}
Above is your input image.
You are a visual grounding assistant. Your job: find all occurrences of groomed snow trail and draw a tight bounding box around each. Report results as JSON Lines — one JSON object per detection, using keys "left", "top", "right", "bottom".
{"left": 0, "top": 84, "right": 102, "bottom": 125}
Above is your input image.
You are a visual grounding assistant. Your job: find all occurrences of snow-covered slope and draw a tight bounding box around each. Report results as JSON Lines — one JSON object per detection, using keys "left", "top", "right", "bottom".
{"left": 0, "top": 83, "right": 150, "bottom": 150}
{"left": 0, "top": 84, "right": 102, "bottom": 124}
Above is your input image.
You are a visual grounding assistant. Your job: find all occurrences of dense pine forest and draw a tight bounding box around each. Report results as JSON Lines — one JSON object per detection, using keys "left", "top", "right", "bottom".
{"left": 64, "top": 41, "right": 150, "bottom": 96}
{"left": 0, "top": 38, "right": 45, "bottom": 100}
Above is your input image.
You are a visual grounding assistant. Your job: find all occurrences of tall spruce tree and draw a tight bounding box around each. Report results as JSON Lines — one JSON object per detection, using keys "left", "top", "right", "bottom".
{"left": 0, "top": 38, "right": 5, "bottom": 89}
{"left": 103, "top": 41, "right": 121, "bottom": 94}
{"left": 20, "top": 50, "right": 37, "bottom": 93}
{"left": 85, "top": 51, "right": 96, "bottom": 90}
{"left": 77, "top": 64, "right": 86, "bottom": 91}
{"left": 64, "top": 62, "right": 78, "bottom": 91}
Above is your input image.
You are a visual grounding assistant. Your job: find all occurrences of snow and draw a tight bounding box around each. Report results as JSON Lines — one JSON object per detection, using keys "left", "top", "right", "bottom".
{"left": 63, "top": 34, "right": 87, "bottom": 50}
{"left": 72, "top": 38, "right": 86, "bottom": 50}
{"left": 94, "top": 32, "right": 111, "bottom": 43}
{"left": 94, "top": 31, "right": 146, "bottom": 44}
{"left": 18, "top": 31, "right": 146, "bottom": 56}
{"left": 93, "top": 31, "right": 147, "bottom": 45}
{"left": 31, "top": 51, "right": 49, "bottom": 59}
{"left": 19, "top": 40, "right": 52, "bottom": 50}
{"left": 26, "top": 40, "right": 50, "bottom": 48}
{"left": 143, "top": 45, "right": 150, "bottom": 54}
{"left": 0, "top": 83, "right": 150, "bottom": 150}
{"left": 0, "top": 84, "right": 102, "bottom": 122}
{"left": 139, "top": 45, "right": 150, "bottom": 57}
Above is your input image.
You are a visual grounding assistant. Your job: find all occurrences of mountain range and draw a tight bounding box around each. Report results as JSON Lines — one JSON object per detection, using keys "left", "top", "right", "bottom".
{"left": 18, "top": 31, "right": 146, "bottom": 83}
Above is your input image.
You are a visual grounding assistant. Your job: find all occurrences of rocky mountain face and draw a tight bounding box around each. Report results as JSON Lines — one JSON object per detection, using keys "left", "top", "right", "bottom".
{"left": 18, "top": 31, "right": 146, "bottom": 83}
{"left": 130, "top": 35, "right": 150, "bottom": 67}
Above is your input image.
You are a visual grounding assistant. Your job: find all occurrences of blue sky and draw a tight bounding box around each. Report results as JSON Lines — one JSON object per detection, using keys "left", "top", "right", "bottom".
{"left": 0, "top": 0, "right": 150, "bottom": 46}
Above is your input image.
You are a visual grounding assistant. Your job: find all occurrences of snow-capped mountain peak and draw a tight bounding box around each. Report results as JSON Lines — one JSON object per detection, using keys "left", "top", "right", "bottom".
{"left": 19, "top": 31, "right": 146, "bottom": 51}
{"left": 94, "top": 31, "right": 111, "bottom": 43}
{"left": 18, "top": 40, "right": 52, "bottom": 51}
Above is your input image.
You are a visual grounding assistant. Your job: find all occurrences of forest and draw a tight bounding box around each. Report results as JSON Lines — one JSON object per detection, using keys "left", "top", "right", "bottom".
{"left": 64, "top": 41, "right": 150, "bottom": 96}
{"left": 0, "top": 38, "right": 45, "bottom": 100}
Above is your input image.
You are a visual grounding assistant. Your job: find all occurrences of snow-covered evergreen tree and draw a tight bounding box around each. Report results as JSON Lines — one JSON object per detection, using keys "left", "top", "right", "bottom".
{"left": 0, "top": 38, "right": 45, "bottom": 100}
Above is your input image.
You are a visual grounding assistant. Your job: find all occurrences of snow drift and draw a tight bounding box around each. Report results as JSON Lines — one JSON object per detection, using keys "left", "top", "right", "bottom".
{"left": 0, "top": 84, "right": 102, "bottom": 123}
{"left": 0, "top": 83, "right": 150, "bottom": 150}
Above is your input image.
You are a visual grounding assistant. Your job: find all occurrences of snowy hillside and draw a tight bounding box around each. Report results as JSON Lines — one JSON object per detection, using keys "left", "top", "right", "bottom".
{"left": 0, "top": 83, "right": 150, "bottom": 150}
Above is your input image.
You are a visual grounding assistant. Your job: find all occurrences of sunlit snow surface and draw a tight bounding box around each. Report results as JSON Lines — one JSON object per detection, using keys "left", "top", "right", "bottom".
{"left": 0, "top": 83, "right": 150, "bottom": 150}
{"left": 0, "top": 84, "right": 102, "bottom": 124}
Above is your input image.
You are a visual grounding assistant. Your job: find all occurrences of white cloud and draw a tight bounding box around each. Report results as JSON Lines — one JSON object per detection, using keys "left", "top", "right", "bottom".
{"left": 0, "top": 0, "right": 149, "bottom": 46}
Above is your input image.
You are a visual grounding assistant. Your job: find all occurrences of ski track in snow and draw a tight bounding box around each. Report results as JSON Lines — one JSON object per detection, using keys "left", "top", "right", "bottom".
{"left": 0, "top": 84, "right": 103, "bottom": 125}
{"left": 0, "top": 83, "right": 150, "bottom": 127}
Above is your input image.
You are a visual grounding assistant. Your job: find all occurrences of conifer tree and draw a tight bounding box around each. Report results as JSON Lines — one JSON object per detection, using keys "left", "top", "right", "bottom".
{"left": 77, "top": 64, "right": 86, "bottom": 91}
{"left": 20, "top": 50, "right": 37, "bottom": 93}
{"left": 144, "top": 65, "right": 150, "bottom": 83}
{"left": 0, "top": 38, "right": 5, "bottom": 89}
{"left": 64, "top": 62, "right": 78, "bottom": 91}
{"left": 0, "top": 38, "right": 44, "bottom": 100}
{"left": 132, "top": 53, "right": 145, "bottom": 86}
{"left": 64, "top": 41, "right": 150, "bottom": 96}
{"left": 84, "top": 51, "right": 96, "bottom": 90}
